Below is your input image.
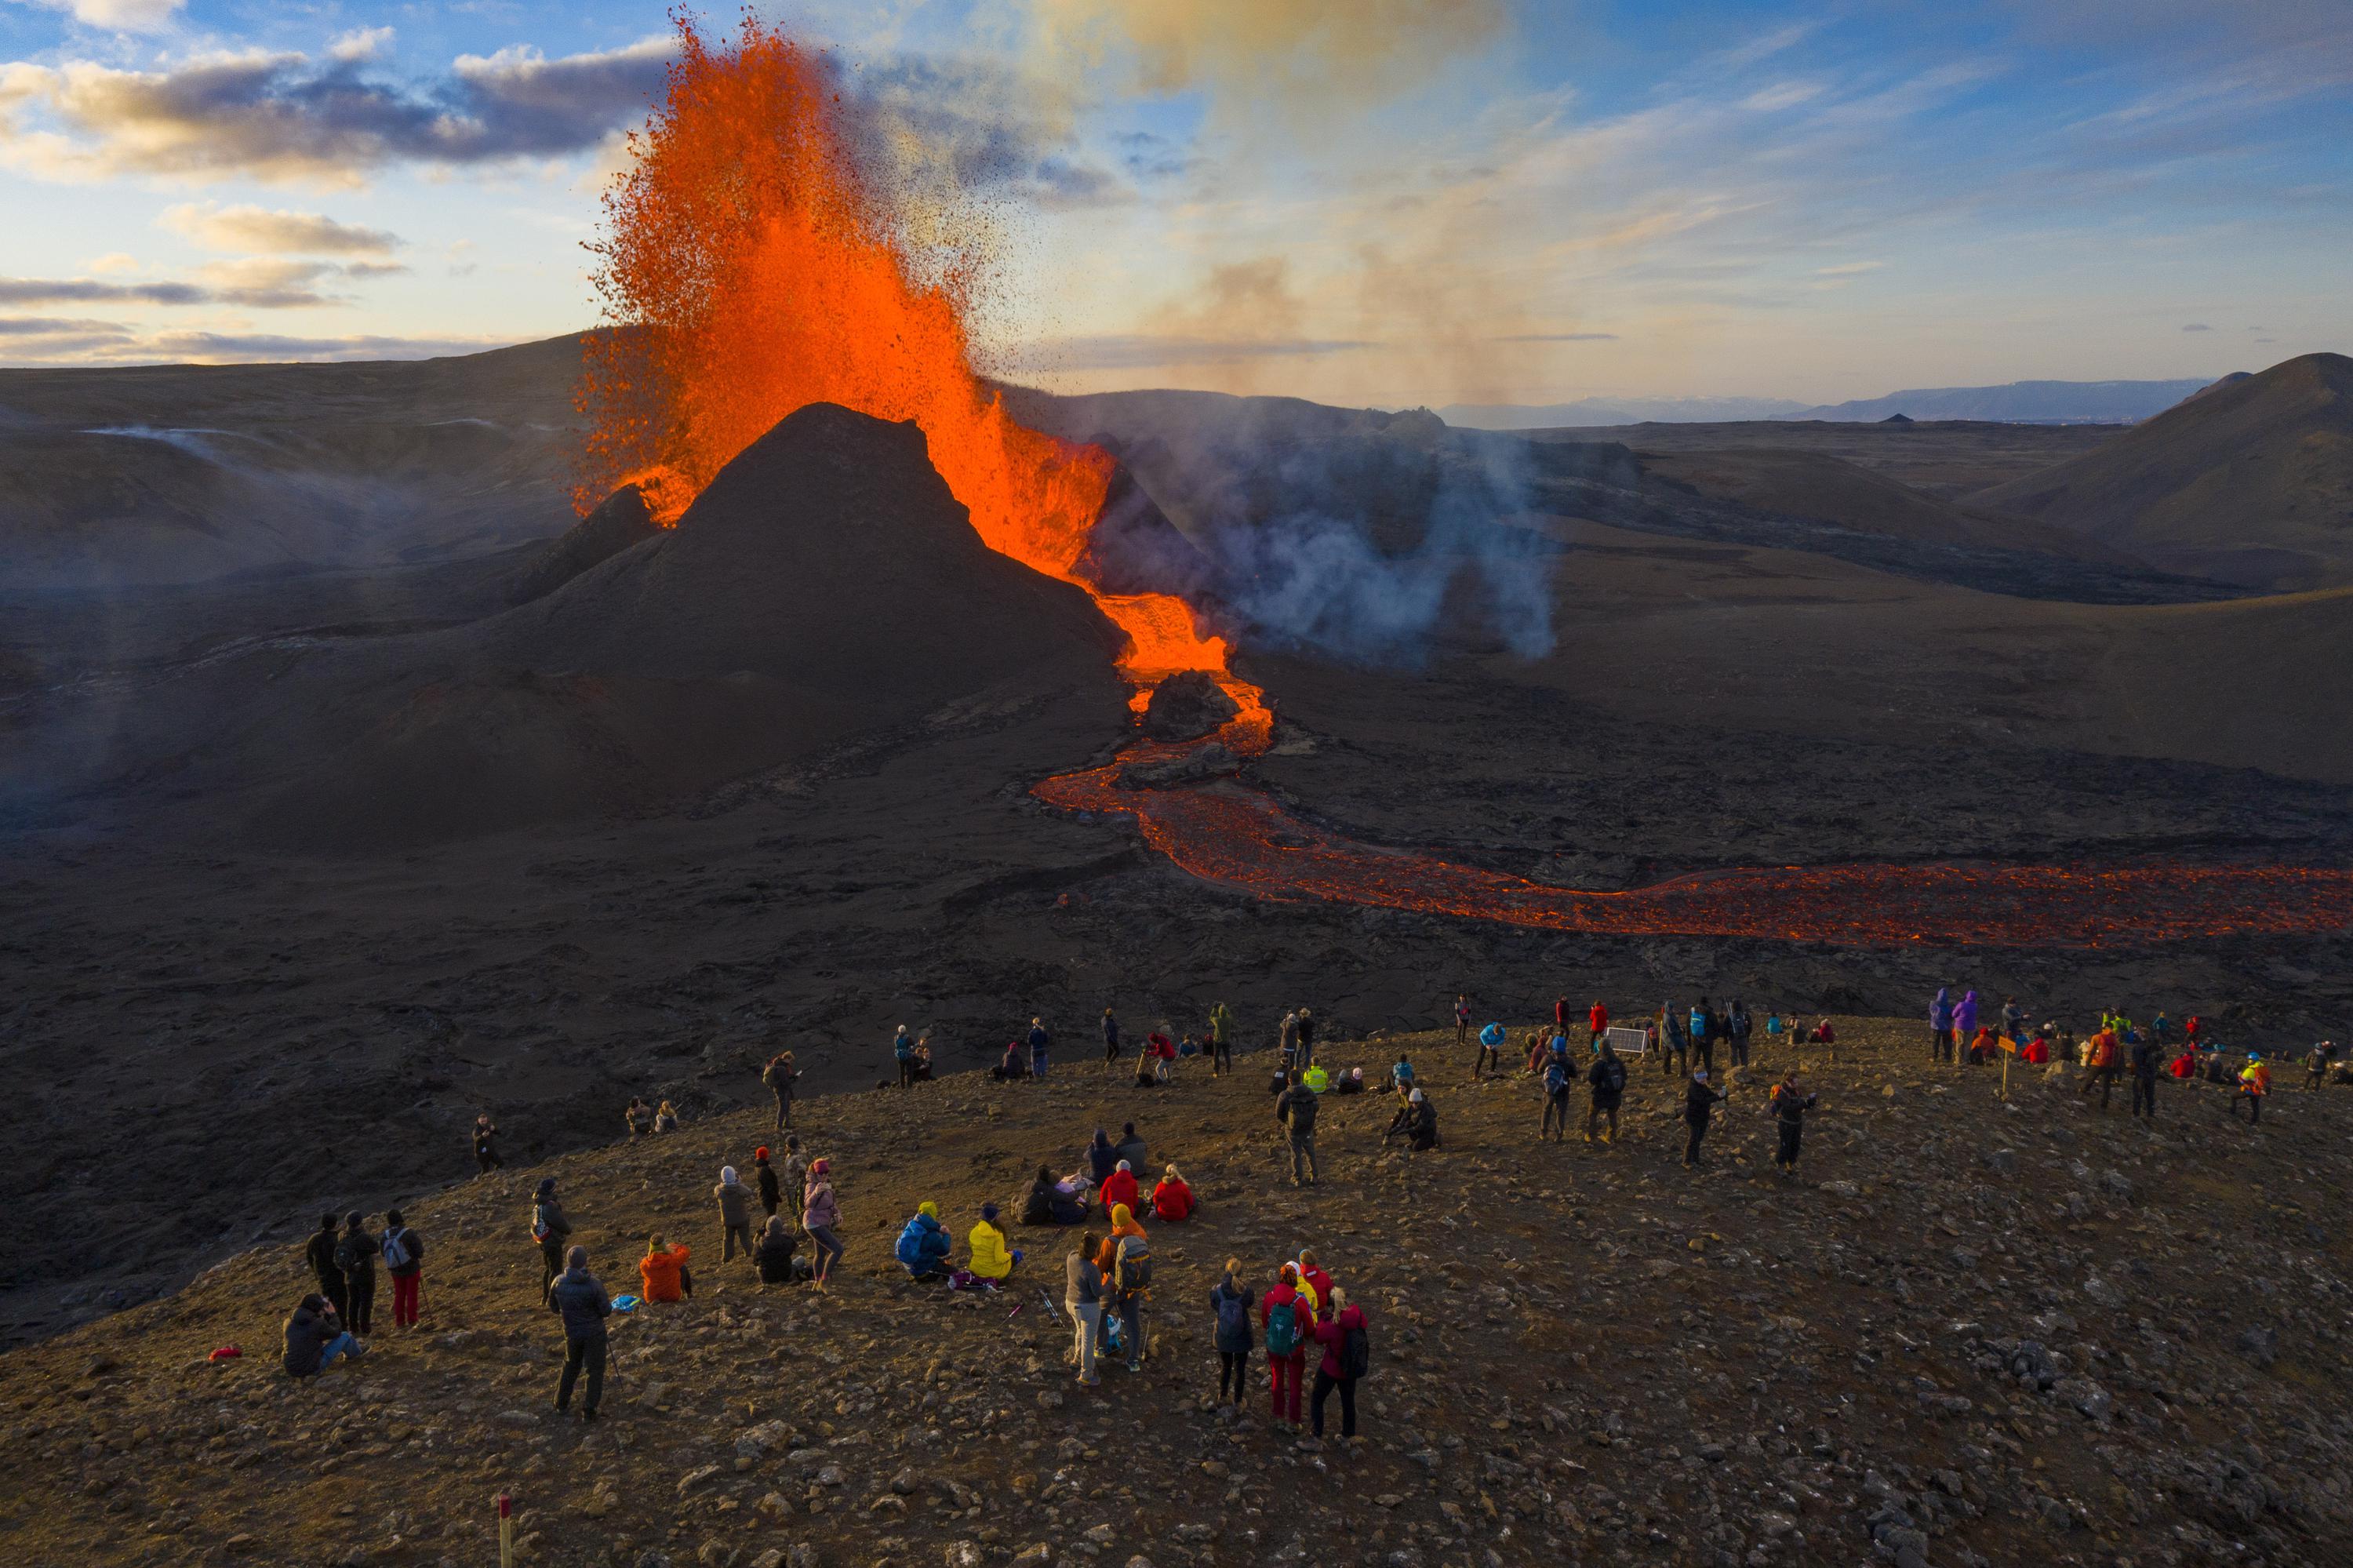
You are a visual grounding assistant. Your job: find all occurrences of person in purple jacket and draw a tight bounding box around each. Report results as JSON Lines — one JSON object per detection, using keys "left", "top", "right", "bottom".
{"left": 1929, "top": 988, "right": 1955, "bottom": 1064}
{"left": 1952, "top": 990, "right": 1980, "bottom": 1057}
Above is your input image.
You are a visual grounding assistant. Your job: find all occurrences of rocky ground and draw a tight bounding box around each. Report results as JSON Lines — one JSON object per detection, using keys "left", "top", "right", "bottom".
{"left": 5, "top": 1018, "right": 2349, "bottom": 1568}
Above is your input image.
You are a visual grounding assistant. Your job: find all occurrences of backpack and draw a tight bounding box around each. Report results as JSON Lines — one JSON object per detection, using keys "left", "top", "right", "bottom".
{"left": 1340, "top": 1322, "right": 1372, "bottom": 1380}
{"left": 1544, "top": 1059, "right": 1569, "bottom": 1093}
{"left": 1265, "top": 1297, "right": 1301, "bottom": 1357}
{"left": 1115, "top": 1236, "right": 1153, "bottom": 1293}
{"left": 334, "top": 1233, "right": 369, "bottom": 1273}
{"left": 530, "top": 1202, "right": 551, "bottom": 1242}
{"left": 1599, "top": 1057, "right": 1627, "bottom": 1095}
{"left": 762, "top": 1060, "right": 786, "bottom": 1089}
{"left": 380, "top": 1227, "right": 413, "bottom": 1271}
{"left": 1215, "top": 1288, "right": 1248, "bottom": 1341}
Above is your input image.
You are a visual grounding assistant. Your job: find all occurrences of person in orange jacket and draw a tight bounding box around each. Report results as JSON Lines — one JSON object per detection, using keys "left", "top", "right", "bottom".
{"left": 2078, "top": 1027, "right": 2121, "bottom": 1110}
{"left": 638, "top": 1235, "right": 693, "bottom": 1303}
{"left": 1149, "top": 1165, "right": 1194, "bottom": 1221}
{"left": 2232, "top": 1053, "right": 2271, "bottom": 1124}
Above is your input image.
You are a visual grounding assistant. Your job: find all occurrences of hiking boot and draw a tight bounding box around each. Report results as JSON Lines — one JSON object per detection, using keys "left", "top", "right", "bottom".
{"left": 1077, "top": 1374, "right": 1101, "bottom": 1388}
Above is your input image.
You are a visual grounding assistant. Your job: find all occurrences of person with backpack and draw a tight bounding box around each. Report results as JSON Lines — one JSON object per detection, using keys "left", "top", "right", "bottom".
{"left": 754, "top": 1147, "right": 781, "bottom": 1217}
{"left": 1209, "top": 1259, "right": 1255, "bottom": 1409}
{"left": 1064, "top": 1232, "right": 1104, "bottom": 1388}
{"left": 762, "top": 1051, "right": 798, "bottom": 1130}
{"left": 1295, "top": 1008, "right": 1318, "bottom": 1068}
{"left": 715, "top": 1165, "right": 757, "bottom": 1263}
{"left": 1662, "top": 1002, "right": 1687, "bottom": 1078}
{"left": 1208, "top": 1001, "right": 1235, "bottom": 1075}
{"left": 1027, "top": 1017, "right": 1052, "bottom": 1079}
{"left": 473, "top": 1113, "right": 502, "bottom": 1174}
{"left": 625, "top": 1097, "right": 655, "bottom": 1137}
{"left": 1728, "top": 1000, "right": 1753, "bottom": 1068}
{"left": 1475, "top": 1020, "right": 1506, "bottom": 1081}
{"left": 755, "top": 1216, "right": 800, "bottom": 1286}
{"left": 893, "top": 1025, "right": 918, "bottom": 1089}
{"left": 305, "top": 1213, "right": 348, "bottom": 1320}
{"left": 2233, "top": 1053, "right": 2271, "bottom": 1124}
{"left": 335, "top": 1211, "right": 378, "bottom": 1336}
{"left": 1682, "top": 1070, "right": 1726, "bottom": 1170}
{"left": 2130, "top": 1031, "right": 2162, "bottom": 1120}
{"left": 1296, "top": 1250, "right": 1334, "bottom": 1322}
{"left": 1929, "top": 988, "right": 1955, "bottom": 1064}
{"left": 1110, "top": 1225, "right": 1153, "bottom": 1372}
{"left": 638, "top": 1233, "right": 693, "bottom": 1302}
{"left": 380, "top": 1208, "right": 424, "bottom": 1329}
{"left": 1261, "top": 1262, "right": 1311, "bottom": 1429}
{"left": 1586, "top": 1039, "right": 1627, "bottom": 1144}
{"left": 1454, "top": 993, "right": 1471, "bottom": 1042}
{"left": 547, "top": 1245, "right": 610, "bottom": 1418}
{"left": 802, "top": 1159, "right": 846, "bottom": 1291}
{"left": 894, "top": 1201, "right": 953, "bottom": 1280}
{"left": 1275, "top": 1070, "right": 1320, "bottom": 1188}
{"left": 1689, "top": 1000, "right": 1718, "bottom": 1076}
{"left": 1310, "top": 1286, "right": 1370, "bottom": 1440}
{"left": 1101, "top": 1008, "right": 1122, "bottom": 1070}
{"left": 2079, "top": 1025, "right": 2121, "bottom": 1110}
{"left": 282, "top": 1293, "right": 361, "bottom": 1380}
{"left": 1767, "top": 1070, "right": 1817, "bottom": 1173}
{"left": 1540, "top": 1044, "right": 1575, "bottom": 1141}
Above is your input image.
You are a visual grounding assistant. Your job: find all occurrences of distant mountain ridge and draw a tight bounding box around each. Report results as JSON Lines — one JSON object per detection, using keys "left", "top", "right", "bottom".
{"left": 1439, "top": 395, "right": 1809, "bottom": 428}
{"left": 1780, "top": 377, "right": 2220, "bottom": 425}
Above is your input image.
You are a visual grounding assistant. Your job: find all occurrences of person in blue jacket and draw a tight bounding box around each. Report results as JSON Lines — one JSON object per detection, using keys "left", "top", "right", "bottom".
{"left": 895, "top": 1201, "right": 953, "bottom": 1279}
{"left": 1474, "top": 1022, "right": 1504, "bottom": 1080}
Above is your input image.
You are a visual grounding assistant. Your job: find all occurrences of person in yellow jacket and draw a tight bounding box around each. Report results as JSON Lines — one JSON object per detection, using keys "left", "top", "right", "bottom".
{"left": 2232, "top": 1053, "right": 2271, "bottom": 1125}
{"left": 966, "top": 1202, "right": 1017, "bottom": 1282}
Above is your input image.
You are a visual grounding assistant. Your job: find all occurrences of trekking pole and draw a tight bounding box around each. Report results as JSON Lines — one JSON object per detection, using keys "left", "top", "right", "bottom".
{"left": 496, "top": 1492, "right": 515, "bottom": 1568}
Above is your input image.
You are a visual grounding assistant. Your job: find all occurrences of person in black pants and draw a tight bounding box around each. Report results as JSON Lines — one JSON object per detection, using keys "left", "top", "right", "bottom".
{"left": 1769, "top": 1070, "right": 1817, "bottom": 1173}
{"left": 1295, "top": 1008, "right": 1317, "bottom": 1069}
{"left": 532, "top": 1177, "right": 572, "bottom": 1305}
{"left": 1310, "top": 1287, "right": 1369, "bottom": 1439}
{"left": 306, "top": 1213, "right": 348, "bottom": 1319}
{"left": 1682, "top": 1071, "right": 1726, "bottom": 1168}
{"left": 2129, "top": 1035, "right": 2160, "bottom": 1120}
{"left": 1729, "top": 1001, "right": 1752, "bottom": 1068}
{"left": 548, "top": 1246, "right": 612, "bottom": 1420}
{"left": 473, "top": 1114, "right": 502, "bottom": 1174}
{"left": 335, "top": 1211, "right": 377, "bottom": 1336}
{"left": 1101, "top": 1009, "right": 1121, "bottom": 1068}
{"left": 1209, "top": 1260, "right": 1254, "bottom": 1406}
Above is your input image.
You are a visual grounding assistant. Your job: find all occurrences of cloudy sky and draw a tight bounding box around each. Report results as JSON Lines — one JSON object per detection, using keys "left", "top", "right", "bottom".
{"left": 1, "top": 0, "right": 2345, "bottom": 405}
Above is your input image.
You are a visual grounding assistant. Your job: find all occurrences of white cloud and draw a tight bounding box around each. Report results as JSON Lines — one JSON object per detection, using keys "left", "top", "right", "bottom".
{"left": 23, "top": 0, "right": 184, "bottom": 35}
{"left": 160, "top": 202, "right": 401, "bottom": 255}
{"left": 329, "top": 27, "right": 395, "bottom": 64}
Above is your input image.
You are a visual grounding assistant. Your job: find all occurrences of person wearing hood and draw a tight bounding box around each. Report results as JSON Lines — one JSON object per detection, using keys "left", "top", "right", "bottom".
{"left": 1929, "top": 988, "right": 1955, "bottom": 1064}
{"left": 531, "top": 1178, "right": 571, "bottom": 1306}
{"left": 653, "top": 1101, "right": 679, "bottom": 1133}
{"left": 334, "top": 1211, "right": 378, "bottom": 1336}
{"left": 639, "top": 1233, "right": 693, "bottom": 1302}
{"left": 548, "top": 1245, "right": 611, "bottom": 1418}
{"left": 893, "top": 1024, "right": 918, "bottom": 1089}
{"left": 715, "top": 1165, "right": 756, "bottom": 1263}
{"left": 755, "top": 1216, "right": 800, "bottom": 1286}
{"left": 1953, "top": 991, "right": 1980, "bottom": 1051}
{"left": 1100, "top": 1160, "right": 1140, "bottom": 1216}
{"left": 1151, "top": 1165, "right": 1195, "bottom": 1222}
{"left": 282, "top": 1293, "right": 361, "bottom": 1380}
{"left": 802, "top": 1159, "right": 846, "bottom": 1290}
{"left": 754, "top": 1147, "right": 781, "bottom": 1217}
{"left": 1310, "top": 1286, "right": 1370, "bottom": 1439}
{"left": 1682, "top": 1070, "right": 1727, "bottom": 1169}
{"left": 1586, "top": 1039, "right": 1627, "bottom": 1144}
{"left": 1587, "top": 1000, "right": 1609, "bottom": 1044}
{"left": 966, "top": 1203, "right": 1015, "bottom": 1282}
{"left": 306, "top": 1213, "right": 348, "bottom": 1320}
{"left": 1086, "top": 1129, "right": 1119, "bottom": 1185}
{"left": 1209, "top": 1258, "right": 1255, "bottom": 1408}
{"left": 896, "top": 1202, "right": 954, "bottom": 1279}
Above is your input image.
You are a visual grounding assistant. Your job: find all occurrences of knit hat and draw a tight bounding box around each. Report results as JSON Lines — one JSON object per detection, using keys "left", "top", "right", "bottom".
{"left": 566, "top": 1245, "right": 587, "bottom": 1270}
{"left": 918, "top": 1200, "right": 940, "bottom": 1220}
{"left": 980, "top": 1202, "right": 999, "bottom": 1221}
{"left": 720, "top": 1165, "right": 737, "bottom": 1184}
{"left": 755, "top": 1146, "right": 770, "bottom": 1161}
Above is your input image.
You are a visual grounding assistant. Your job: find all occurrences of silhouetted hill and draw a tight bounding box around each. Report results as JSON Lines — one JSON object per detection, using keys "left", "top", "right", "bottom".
{"left": 1781, "top": 377, "right": 2215, "bottom": 424}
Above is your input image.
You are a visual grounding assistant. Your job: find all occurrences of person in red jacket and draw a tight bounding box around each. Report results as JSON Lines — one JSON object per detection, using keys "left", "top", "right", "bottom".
{"left": 1310, "top": 1286, "right": 1369, "bottom": 1439}
{"left": 1149, "top": 1164, "right": 1194, "bottom": 1222}
{"left": 2168, "top": 1046, "right": 2197, "bottom": 1079}
{"left": 1587, "top": 1001, "right": 1609, "bottom": 1043}
{"left": 1296, "top": 1249, "right": 1335, "bottom": 1324}
{"left": 1554, "top": 996, "right": 1569, "bottom": 1030}
{"left": 1260, "top": 1264, "right": 1310, "bottom": 1428}
{"left": 1100, "top": 1161, "right": 1140, "bottom": 1216}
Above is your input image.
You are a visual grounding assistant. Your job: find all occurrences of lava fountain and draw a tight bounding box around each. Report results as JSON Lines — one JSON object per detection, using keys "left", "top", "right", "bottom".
{"left": 579, "top": 16, "right": 2351, "bottom": 951}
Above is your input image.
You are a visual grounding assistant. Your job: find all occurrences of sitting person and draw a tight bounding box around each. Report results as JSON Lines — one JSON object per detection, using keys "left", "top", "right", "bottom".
{"left": 1391, "top": 1057, "right": 1415, "bottom": 1092}
{"left": 895, "top": 1201, "right": 953, "bottom": 1279}
{"left": 639, "top": 1235, "right": 693, "bottom": 1302}
{"left": 754, "top": 1216, "right": 799, "bottom": 1286}
{"left": 966, "top": 1202, "right": 1016, "bottom": 1282}
{"left": 2168, "top": 1046, "right": 2197, "bottom": 1079}
{"left": 282, "top": 1293, "right": 362, "bottom": 1379}
{"left": 1384, "top": 1088, "right": 1439, "bottom": 1151}
{"left": 624, "top": 1096, "right": 655, "bottom": 1137}
{"left": 1176, "top": 1033, "right": 1200, "bottom": 1058}
{"left": 1337, "top": 1067, "right": 1366, "bottom": 1095}
{"left": 1967, "top": 1026, "right": 2001, "bottom": 1064}
{"left": 2022, "top": 1032, "right": 2053, "bottom": 1064}
{"left": 653, "top": 1100, "right": 680, "bottom": 1133}
{"left": 1115, "top": 1122, "right": 1149, "bottom": 1172}
{"left": 991, "top": 1040, "right": 1026, "bottom": 1081}
{"left": 1086, "top": 1129, "right": 1118, "bottom": 1184}
{"left": 1150, "top": 1163, "right": 1195, "bottom": 1222}
{"left": 1100, "top": 1159, "right": 1140, "bottom": 1215}
{"left": 1808, "top": 1019, "right": 1835, "bottom": 1046}
{"left": 911, "top": 1040, "right": 935, "bottom": 1083}
{"left": 1020, "top": 1165, "right": 1088, "bottom": 1225}
{"left": 1303, "top": 1063, "right": 1330, "bottom": 1093}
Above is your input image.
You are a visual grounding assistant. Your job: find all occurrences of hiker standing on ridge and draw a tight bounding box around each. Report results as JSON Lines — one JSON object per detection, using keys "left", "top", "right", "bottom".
{"left": 1555, "top": 995, "right": 1571, "bottom": 1033}
{"left": 716, "top": 1164, "right": 757, "bottom": 1263}
{"left": 1729, "top": 1000, "right": 1753, "bottom": 1068}
{"left": 306, "top": 1213, "right": 348, "bottom": 1321}
{"left": 1454, "top": 993, "right": 1471, "bottom": 1042}
{"left": 473, "top": 1112, "right": 502, "bottom": 1174}
{"left": 2233, "top": 1053, "right": 2271, "bottom": 1124}
{"left": 1296, "top": 1008, "right": 1318, "bottom": 1069}
{"left": 763, "top": 1050, "right": 798, "bottom": 1130}
{"left": 1929, "top": 988, "right": 1955, "bottom": 1064}
{"left": 754, "top": 1146, "right": 781, "bottom": 1217}
{"left": 1682, "top": 1069, "right": 1726, "bottom": 1170}
{"left": 1027, "top": 1017, "right": 1052, "bottom": 1079}
{"left": 549, "top": 1245, "right": 610, "bottom": 1420}
{"left": 1102, "top": 1008, "right": 1122, "bottom": 1071}
{"left": 1953, "top": 991, "right": 1980, "bottom": 1057}
{"left": 1276, "top": 1069, "right": 1321, "bottom": 1187}
{"left": 381, "top": 1208, "right": 424, "bottom": 1329}
{"left": 1586, "top": 1037, "right": 1627, "bottom": 1144}
{"left": 1768, "top": 1068, "right": 1817, "bottom": 1174}
{"left": 893, "top": 1024, "right": 918, "bottom": 1089}
{"left": 335, "top": 1211, "right": 378, "bottom": 1336}
{"left": 532, "top": 1178, "right": 572, "bottom": 1306}
{"left": 1278, "top": 1010, "right": 1301, "bottom": 1072}
{"left": 1690, "top": 999, "right": 1718, "bottom": 1076}
{"left": 1209, "top": 1001, "right": 1235, "bottom": 1075}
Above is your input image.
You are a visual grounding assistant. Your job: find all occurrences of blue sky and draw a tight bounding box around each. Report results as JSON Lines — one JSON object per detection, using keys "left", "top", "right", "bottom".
{"left": 0, "top": 0, "right": 2344, "bottom": 405}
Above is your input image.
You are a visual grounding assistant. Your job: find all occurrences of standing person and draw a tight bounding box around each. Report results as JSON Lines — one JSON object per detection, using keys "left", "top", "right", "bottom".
{"left": 762, "top": 1051, "right": 798, "bottom": 1131}
{"left": 2233, "top": 1053, "right": 2271, "bottom": 1124}
{"left": 893, "top": 1024, "right": 918, "bottom": 1089}
{"left": 380, "top": 1208, "right": 424, "bottom": 1330}
{"left": 1102, "top": 1008, "right": 1122, "bottom": 1070}
{"left": 532, "top": 1178, "right": 571, "bottom": 1306}
{"left": 472, "top": 1113, "right": 502, "bottom": 1174}
{"left": 1681, "top": 1070, "right": 1726, "bottom": 1170}
{"left": 1296, "top": 1249, "right": 1334, "bottom": 1323}
{"left": 1475, "top": 1020, "right": 1506, "bottom": 1081}
{"left": 1209, "top": 1002, "right": 1235, "bottom": 1075}
{"left": 1689, "top": 999, "right": 1718, "bottom": 1076}
{"left": 1953, "top": 991, "right": 1980, "bottom": 1056}
{"left": 1585, "top": 1038, "right": 1627, "bottom": 1144}
{"left": 2308, "top": 1041, "right": 2339, "bottom": 1090}
{"left": 1027, "top": 1017, "right": 1052, "bottom": 1079}
{"left": 1929, "top": 988, "right": 1955, "bottom": 1064}
{"left": 2079, "top": 1025, "right": 2121, "bottom": 1110}
{"left": 335, "top": 1211, "right": 378, "bottom": 1337}
{"left": 1065, "top": 1232, "right": 1104, "bottom": 1388}
{"left": 1310, "top": 1286, "right": 1370, "bottom": 1442}
{"left": 1275, "top": 1070, "right": 1320, "bottom": 1188}
{"left": 1111, "top": 1224, "right": 1153, "bottom": 1372}
{"left": 625, "top": 1097, "right": 655, "bottom": 1137}
{"left": 715, "top": 1165, "right": 756, "bottom": 1263}
{"left": 1540, "top": 1045, "right": 1575, "bottom": 1141}
{"left": 282, "top": 1294, "right": 362, "bottom": 1380}
{"left": 1262, "top": 1263, "right": 1310, "bottom": 1430}
{"left": 1587, "top": 999, "right": 1609, "bottom": 1046}
{"left": 802, "top": 1159, "right": 846, "bottom": 1291}
{"left": 548, "top": 1246, "right": 611, "bottom": 1421}
{"left": 1554, "top": 995, "right": 1570, "bottom": 1033}
{"left": 754, "top": 1147, "right": 781, "bottom": 1217}
{"left": 306, "top": 1213, "right": 348, "bottom": 1321}
{"left": 1768, "top": 1069, "right": 1817, "bottom": 1174}
{"left": 1729, "top": 1000, "right": 1753, "bottom": 1068}
{"left": 1296, "top": 1008, "right": 1318, "bottom": 1068}
{"left": 1210, "top": 1260, "right": 1255, "bottom": 1410}
{"left": 1663, "top": 1003, "right": 1687, "bottom": 1078}
{"left": 1278, "top": 1010, "right": 1300, "bottom": 1072}
{"left": 776, "top": 1137, "right": 808, "bottom": 1231}
{"left": 1454, "top": 993, "right": 1471, "bottom": 1042}
{"left": 2002, "top": 996, "right": 2027, "bottom": 1044}
{"left": 2129, "top": 1031, "right": 2162, "bottom": 1120}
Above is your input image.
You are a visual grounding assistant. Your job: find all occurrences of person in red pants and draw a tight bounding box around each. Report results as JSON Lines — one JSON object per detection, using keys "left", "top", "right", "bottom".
{"left": 381, "top": 1208, "right": 425, "bottom": 1329}
{"left": 1261, "top": 1263, "right": 1311, "bottom": 1428}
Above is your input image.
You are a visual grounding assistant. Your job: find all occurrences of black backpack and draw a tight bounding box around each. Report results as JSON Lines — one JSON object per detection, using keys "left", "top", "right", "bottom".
{"left": 1115, "top": 1235, "right": 1153, "bottom": 1293}
{"left": 1340, "top": 1322, "right": 1371, "bottom": 1379}
{"left": 1599, "top": 1057, "right": 1627, "bottom": 1095}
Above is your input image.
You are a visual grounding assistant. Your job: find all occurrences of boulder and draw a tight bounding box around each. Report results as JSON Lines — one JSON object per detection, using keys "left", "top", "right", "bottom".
{"left": 1141, "top": 671, "right": 1242, "bottom": 742}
